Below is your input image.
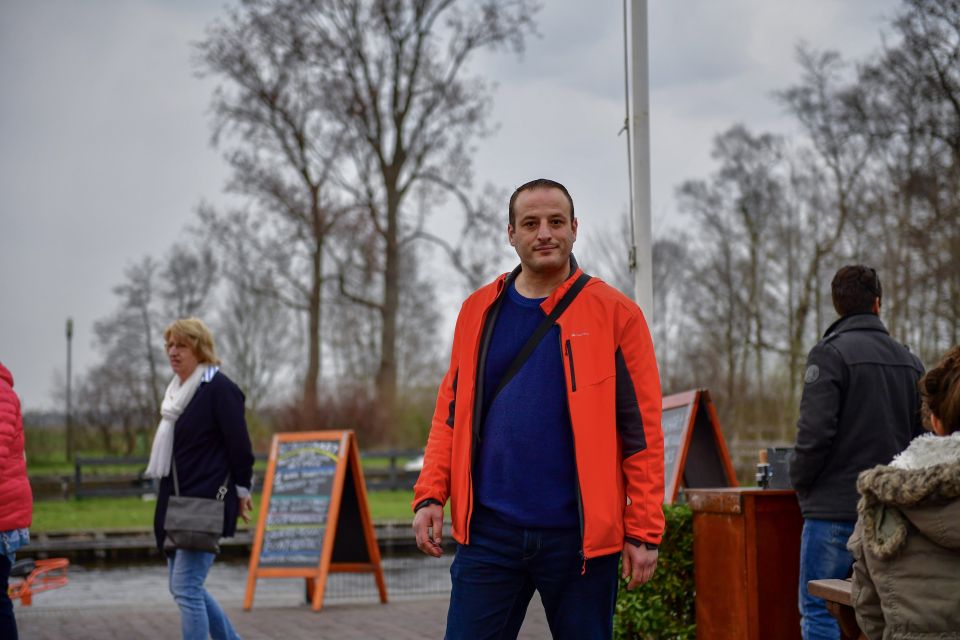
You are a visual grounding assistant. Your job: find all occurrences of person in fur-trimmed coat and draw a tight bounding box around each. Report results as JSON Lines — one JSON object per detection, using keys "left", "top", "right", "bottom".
{"left": 847, "top": 345, "right": 960, "bottom": 639}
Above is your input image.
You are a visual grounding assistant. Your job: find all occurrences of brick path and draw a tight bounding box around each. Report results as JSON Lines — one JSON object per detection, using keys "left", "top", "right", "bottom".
{"left": 17, "top": 595, "right": 551, "bottom": 639}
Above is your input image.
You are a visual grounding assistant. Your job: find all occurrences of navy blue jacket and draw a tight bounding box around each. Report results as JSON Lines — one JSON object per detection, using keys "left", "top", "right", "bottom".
{"left": 790, "top": 313, "right": 924, "bottom": 521}
{"left": 153, "top": 371, "right": 255, "bottom": 551}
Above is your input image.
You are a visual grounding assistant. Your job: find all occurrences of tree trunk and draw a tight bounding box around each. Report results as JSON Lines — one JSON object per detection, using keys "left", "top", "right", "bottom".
{"left": 302, "top": 287, "right": 322, "bottom": 427}
{"left": 302, "top": 208, "right": 325, "bottom": 427}
{"left": 375, "top": 183, "right": 401, "bottom": 443}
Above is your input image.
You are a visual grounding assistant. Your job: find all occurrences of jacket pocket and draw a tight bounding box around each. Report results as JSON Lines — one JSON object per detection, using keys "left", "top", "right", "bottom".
{"left": 564, "top": 334, "right": 614, "bottom": 391}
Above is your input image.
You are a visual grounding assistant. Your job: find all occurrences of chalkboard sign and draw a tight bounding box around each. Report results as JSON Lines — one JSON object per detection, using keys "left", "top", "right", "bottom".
{"left": 662, "top": 389, "right": 737, "bottom": 503}
{"left": 244, "top": 431, "right": 387, "bottom": 612}
{"left": 259, "top": 439, "right": 339, "bottom": 567}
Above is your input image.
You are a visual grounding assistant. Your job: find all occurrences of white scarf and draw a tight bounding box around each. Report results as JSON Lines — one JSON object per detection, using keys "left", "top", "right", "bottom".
{"left": 144, "top": 364, "right": 208, "bottom": 479}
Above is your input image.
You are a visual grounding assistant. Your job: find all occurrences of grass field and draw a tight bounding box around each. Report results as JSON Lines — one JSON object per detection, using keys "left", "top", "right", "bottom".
{"left": 27, "top": 455, "right": 413, "bottom": 477}
{"left": 31, "top": 490, "right": 417, "bottom": 532}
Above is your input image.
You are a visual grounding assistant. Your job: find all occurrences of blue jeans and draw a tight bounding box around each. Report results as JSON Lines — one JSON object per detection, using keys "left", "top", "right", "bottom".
{"left": 0, "top": 555, "right": 16, "bottom": 640}
{"left": 167, "top": 549, "right": 241, "bottom": 640}
{"left": 446, "top": 506, "right": 620, "bottom": 640}
{"left": 798, "top": 518, "right": 855, "bottom": 640}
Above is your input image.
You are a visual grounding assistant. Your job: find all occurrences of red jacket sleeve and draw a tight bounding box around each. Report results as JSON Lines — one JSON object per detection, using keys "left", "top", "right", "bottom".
{"left": 411, "top": 304, "right": 465, "bottom": 511}
{"left": 618, "top": 309, "right": 665, "bottom": 544}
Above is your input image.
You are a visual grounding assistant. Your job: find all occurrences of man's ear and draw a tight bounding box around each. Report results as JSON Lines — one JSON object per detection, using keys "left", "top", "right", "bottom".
{"left": 507, "top": 225, "right": 516, "bottom": 246}
{"left": 872, "top": 297, "right": 881, "bottom": 314}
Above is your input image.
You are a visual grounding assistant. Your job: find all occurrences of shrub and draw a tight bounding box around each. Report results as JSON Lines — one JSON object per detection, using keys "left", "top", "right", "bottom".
{"left": 613, "top": 504, "right": 695, "bottom": 639}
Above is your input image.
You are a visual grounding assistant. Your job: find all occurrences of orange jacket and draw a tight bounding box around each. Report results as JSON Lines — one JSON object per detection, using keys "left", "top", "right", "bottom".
{"left": 413, "top": 263, "right": 664, "bottom": 559}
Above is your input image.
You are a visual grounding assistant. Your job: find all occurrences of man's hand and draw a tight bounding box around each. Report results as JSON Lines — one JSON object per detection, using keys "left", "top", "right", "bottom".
{"left": 412, "top": 503, "right": 444, "bottom": 557}
{"left": 238, "top": 495, "right": 254, "bottom": 524}
{"left": 622, "top": 543, "right": 658, "bottom": 590}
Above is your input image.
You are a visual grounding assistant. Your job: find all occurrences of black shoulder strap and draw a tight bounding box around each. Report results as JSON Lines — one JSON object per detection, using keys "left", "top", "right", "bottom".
{"left": 489, "top": 272, "right": 591, "bottom": 403}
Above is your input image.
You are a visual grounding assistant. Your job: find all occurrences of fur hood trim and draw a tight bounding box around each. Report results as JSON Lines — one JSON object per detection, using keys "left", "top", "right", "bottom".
{"left": 856, "top": 433, "right": 960, "bottom": 559}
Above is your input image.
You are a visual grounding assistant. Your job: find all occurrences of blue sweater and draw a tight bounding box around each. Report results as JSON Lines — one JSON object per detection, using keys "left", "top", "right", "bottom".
{"left": 475, "top": 282, "right": 578, "bottom": 529}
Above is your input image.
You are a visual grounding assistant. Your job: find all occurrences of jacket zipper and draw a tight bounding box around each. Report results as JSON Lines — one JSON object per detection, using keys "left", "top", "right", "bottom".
{"left": 467, "top": 277, "right": 509, "bottom": 544}
{"left": 565, "top": 339, "right": 577, "bottom": 392}
{"left": 563, "top": 335, "right": 586, "bottom": 572}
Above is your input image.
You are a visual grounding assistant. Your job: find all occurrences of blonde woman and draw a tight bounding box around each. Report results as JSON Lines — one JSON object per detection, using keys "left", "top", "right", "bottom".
{"left": 146, "top": 318, "right": 254, "bottom": 640}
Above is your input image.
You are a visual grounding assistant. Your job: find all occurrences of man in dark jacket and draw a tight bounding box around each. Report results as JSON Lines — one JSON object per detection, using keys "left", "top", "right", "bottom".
{"left": 789, "top": 265, "right": 924, "bottom": 640}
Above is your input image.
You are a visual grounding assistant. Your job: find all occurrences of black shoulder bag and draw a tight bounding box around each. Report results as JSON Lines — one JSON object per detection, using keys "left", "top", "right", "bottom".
{"left": 163, "top": 459, "right": 230, "bottom": 555}
{"left": 488, "top": 272, "right": 592, "bottom": 407}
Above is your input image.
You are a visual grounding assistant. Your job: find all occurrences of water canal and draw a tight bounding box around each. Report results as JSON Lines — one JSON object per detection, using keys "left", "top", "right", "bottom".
{"left": 19, "top": 553, "right": 454, "bottom": 610}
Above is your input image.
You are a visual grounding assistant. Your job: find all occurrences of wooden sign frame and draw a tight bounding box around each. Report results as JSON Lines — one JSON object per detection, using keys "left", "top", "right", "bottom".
{"left": 662, "top": 389, "right": 738, "bottom": 503}
{"left": 243, "top": 430, "right": 387, "bottom": 612}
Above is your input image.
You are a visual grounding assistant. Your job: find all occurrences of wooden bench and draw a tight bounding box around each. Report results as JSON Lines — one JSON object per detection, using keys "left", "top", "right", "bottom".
{"left": 807, "top": 579, "right": 865, "bottom": 640}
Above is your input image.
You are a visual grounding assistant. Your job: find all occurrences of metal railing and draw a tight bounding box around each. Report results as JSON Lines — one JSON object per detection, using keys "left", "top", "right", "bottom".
{"left": 70, "top": 449, "right": 422, "bottom": 499}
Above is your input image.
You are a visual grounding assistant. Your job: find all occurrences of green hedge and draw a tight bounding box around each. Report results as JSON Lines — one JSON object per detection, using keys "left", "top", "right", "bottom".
{"left": 613, "top": 504, "right": 694, "bottom": 639}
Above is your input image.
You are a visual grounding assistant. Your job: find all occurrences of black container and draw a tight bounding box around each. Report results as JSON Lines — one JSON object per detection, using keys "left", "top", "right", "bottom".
{"left": 765, "top": 447, "right": 794, "bottom": 490}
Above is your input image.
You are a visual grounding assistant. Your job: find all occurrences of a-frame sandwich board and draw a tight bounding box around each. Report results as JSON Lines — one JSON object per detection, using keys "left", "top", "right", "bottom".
{"left": 243, "top": 430, "right": 387, "bottom": 611}
{"left": 662, "top": 389, "right": 738, "bottom": 503}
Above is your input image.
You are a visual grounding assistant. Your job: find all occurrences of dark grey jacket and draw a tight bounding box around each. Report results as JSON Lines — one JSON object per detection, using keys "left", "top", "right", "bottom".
{"left": 789, "top": 314, "right": 924, "bottom": 521}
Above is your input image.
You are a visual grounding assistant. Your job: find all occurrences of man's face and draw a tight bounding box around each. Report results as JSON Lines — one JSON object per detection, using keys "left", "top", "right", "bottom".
{"left": 508, "top": 187, "right": 578, "bottom": 276}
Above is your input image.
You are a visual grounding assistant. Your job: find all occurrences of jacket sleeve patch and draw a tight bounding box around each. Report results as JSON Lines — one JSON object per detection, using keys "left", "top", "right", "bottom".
{"left": 615, "top": 347, "right": 647, "bottom": 457}
{"left": 804, "top": 365, "right": 820, "bottom": 384}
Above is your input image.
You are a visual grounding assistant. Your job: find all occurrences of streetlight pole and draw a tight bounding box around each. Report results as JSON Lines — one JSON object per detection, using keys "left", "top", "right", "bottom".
{"left": 66, "top": 317, "right": 73, "bottom": 461}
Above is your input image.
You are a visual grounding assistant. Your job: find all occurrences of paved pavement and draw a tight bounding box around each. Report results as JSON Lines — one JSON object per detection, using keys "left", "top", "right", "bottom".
{"left": 17, "top": 596, "right": 551, "bottom": 639}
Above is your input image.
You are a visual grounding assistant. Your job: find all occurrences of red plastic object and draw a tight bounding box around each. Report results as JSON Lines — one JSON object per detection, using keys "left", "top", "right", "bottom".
{"left": 8, "top": 558, "right": 70, "bottom": 606}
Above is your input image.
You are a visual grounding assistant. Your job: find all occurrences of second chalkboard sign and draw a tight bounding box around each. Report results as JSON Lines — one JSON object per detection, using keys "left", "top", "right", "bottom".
{"left": 244, "top": 431, "right": 387, "bottom": 612}
{"left": 662, "top": 389, "right": 738, "bottom": 503}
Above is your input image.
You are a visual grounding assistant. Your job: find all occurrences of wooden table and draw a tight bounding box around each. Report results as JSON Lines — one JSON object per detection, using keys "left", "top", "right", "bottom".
{"left": 807, "top": 579, "right": 866, "bottom": 640}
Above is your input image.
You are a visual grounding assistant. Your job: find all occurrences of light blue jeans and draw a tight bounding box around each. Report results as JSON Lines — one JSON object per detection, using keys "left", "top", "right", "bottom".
{"left": 167, "top": 549, "right": 241, "bottom": 640}
{"left": 798, "top": 518, "right": 855, "bottom": 640}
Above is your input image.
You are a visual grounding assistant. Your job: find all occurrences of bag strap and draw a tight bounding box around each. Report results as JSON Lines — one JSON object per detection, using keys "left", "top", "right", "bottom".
{"left": 488, "top": 272, "right": 591, "bottom": 403}
{"left": 171, "top": 458, "right": 231, "bottom": 502}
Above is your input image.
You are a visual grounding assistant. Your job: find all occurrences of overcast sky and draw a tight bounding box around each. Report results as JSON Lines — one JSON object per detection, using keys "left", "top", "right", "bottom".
{"left": 0, "top": 0, "right": 902, "bottom": 410}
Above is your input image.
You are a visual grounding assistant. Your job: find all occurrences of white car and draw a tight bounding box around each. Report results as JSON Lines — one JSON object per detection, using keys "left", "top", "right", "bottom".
{"left": 403, "top": 454, "right": 424, "bottom": 472}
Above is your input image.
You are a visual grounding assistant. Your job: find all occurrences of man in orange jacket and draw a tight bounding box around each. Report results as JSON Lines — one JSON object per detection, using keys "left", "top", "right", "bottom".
{"left": 412, "top": 179, "right": 664, "bottom": 639}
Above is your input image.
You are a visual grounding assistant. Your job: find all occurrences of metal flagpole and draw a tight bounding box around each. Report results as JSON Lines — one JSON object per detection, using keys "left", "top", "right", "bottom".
{"left": 629, "top": 0, "right": 654, "bottom": 319}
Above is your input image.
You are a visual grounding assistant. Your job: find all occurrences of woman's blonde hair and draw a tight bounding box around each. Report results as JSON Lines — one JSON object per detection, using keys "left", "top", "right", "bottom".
{"left": 163, "top": 318, "right": 221, "bottom": 365}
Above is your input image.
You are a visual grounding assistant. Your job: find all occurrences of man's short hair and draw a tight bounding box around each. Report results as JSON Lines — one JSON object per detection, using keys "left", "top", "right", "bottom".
{"left": 508, "top": 178, "right": 575, "bottom": 226}
{"left": 831, "top": 265, "right": 882, "bottom": 316}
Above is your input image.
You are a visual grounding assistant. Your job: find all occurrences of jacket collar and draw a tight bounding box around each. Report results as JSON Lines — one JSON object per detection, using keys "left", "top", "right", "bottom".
{"left": 494, "top": 254, "right": 584, "bottom": 313}
{"left": 822, "top": 312, "right": 888, "bottom": 339}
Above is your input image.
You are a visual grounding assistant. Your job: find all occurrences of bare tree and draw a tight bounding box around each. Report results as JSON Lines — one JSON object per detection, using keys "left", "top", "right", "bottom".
{"left": 857, "top": 0, "right": 960, "bottom": 356}
{"left": 313, "top": 0, "right": 539, "bottom": 433}
{"left": 217, "top": 274, "right": 295, "bottom": 412}
{"left": 776, "top": 46, "right": 875, "bottom": 395}
{"left": 99, "top": 257, "right": 165, "bottom": 417}
{"left": 160, "top": 242, "right": 218, "bottom": 319}
{"left": 74, "top": 245, "right": 220, "bottom": 455}
{"left": 327, "top": 232, "right": 445, "bottom": 442}
{"left": 196, "top": 1, "right": 350, "bottom": 423}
